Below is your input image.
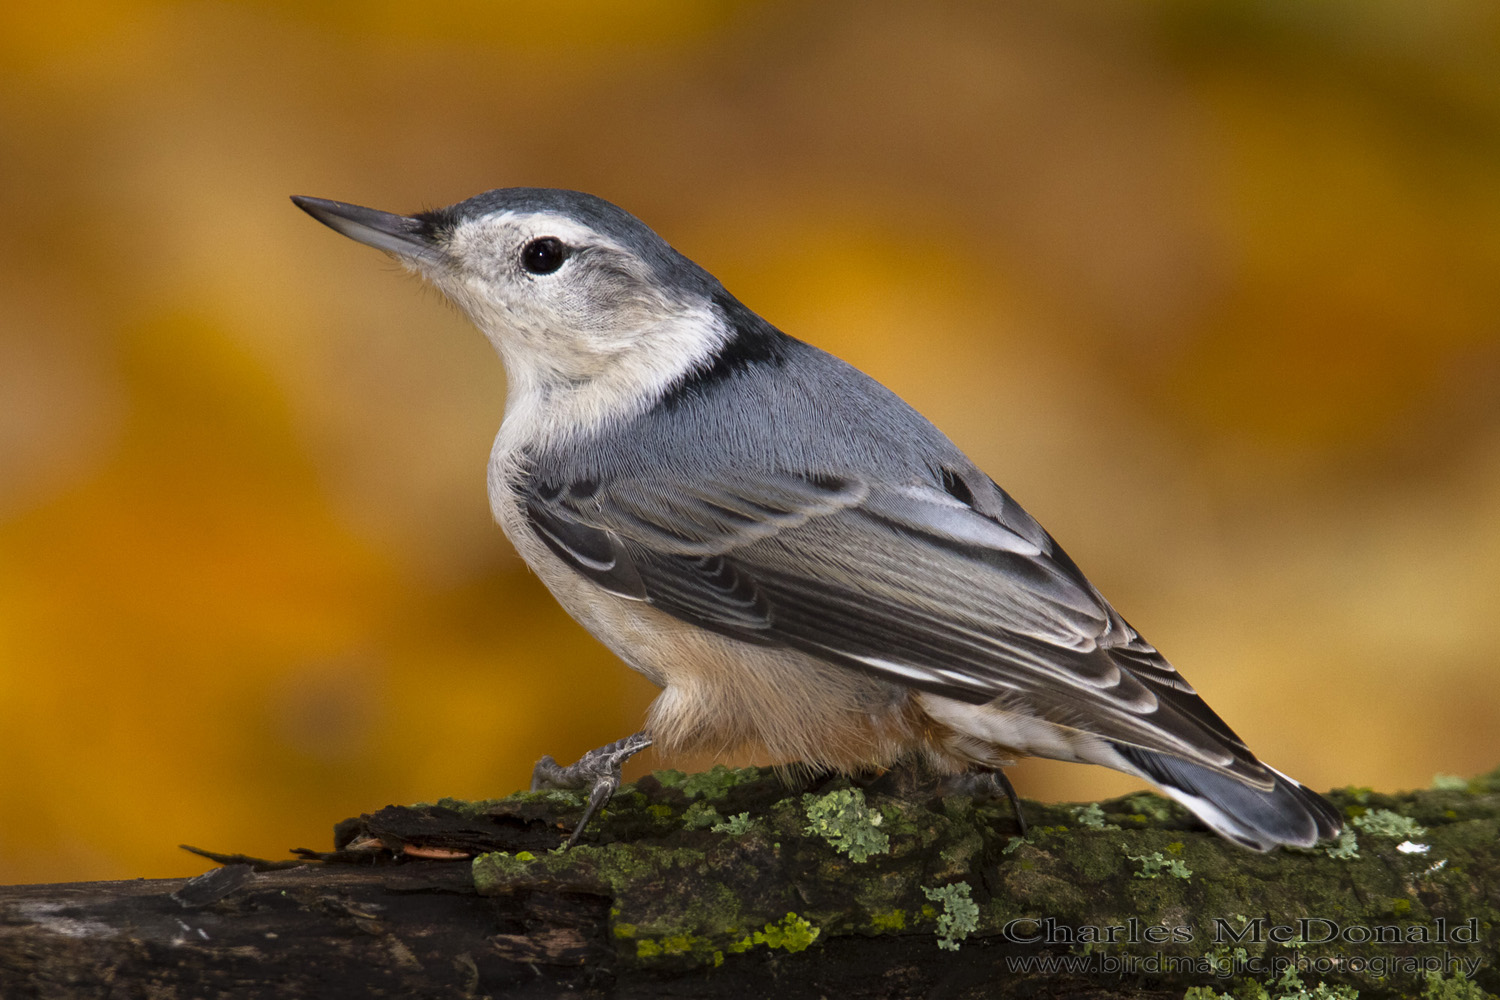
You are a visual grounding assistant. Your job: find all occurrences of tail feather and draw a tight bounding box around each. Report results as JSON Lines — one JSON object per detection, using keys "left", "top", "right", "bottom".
{"left": 1112, "top": 743, "right": 1343, "bottom": 851}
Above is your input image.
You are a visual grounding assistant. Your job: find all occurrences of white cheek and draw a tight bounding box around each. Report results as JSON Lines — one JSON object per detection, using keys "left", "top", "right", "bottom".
{"left": 423, "top": 212, "right": 731, "bottom": 451}
{"left": 499, "top": 299, "right": 729, "bottom": 456}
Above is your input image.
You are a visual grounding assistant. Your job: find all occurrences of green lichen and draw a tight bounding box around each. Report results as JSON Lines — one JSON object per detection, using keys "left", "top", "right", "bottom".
{"left": 725, "top": 913, "right": 821, "bottom": 955}
{"left": 802, "top": 787, "right": 890, "bottom": 862}
{"left": 1424, "top": 970, "right": 1496, "bottom": 1000}
{"left": 551, "top": 842, "right": 706, "bottom": 890}
{"left": 611, "top": 789, "right": 648, "bottom": 811}
{"left": 759, "top": 912, "right": 820, "bottom": 953}
{"left": 923, "top": 882, "right": 978, "bottom": 951}
{"left": 1191, "top": 957, "right": 1365, "bottom": 1000}
{"left": 471, "top": 850, "right": 536, "bottom": 890}
{"left": 453, "top": 760, "right": 1500, "bottom": 990}
{"left": 502, "top": 788, "right": 586, "bottom": 809}
{"left": 681, "top": 800, "right": 723, "bottom": 830}
{"left": 1128, "top": 850, "right": 1192, "bottom": 879}
{"left": 1073, "top": 802, "right": 1119, "bottom": 830}
{"left": 1269, "top": 966, "right": 1361, "bottom": 999}
{"left": 878, "top": 800, "right": 927, "bottom": 839}
{"left": 710, "top": 812, "right": 754, "bottom": 835}
{"left": 1125, "top": 792, "right": 1177, "bottom": 823}
{"left": 1352, "top": 808, "right": 1427, "bottom": 840}
{"left": 1324, "top": 828, "right": 1360, "bottom": 860}
{"left": 651, "top": 769, "right": 688, "bottom": 788}
{"left": 636, "top": 934, "right": 702, "bottom": 959}
{"left": 1204, "top": 943, "right": 1249, "bottom": 978}
{"left": 680, "top": 765, "right": 759, "bottom": 800}
{"left": 503, "top": 840, "right": 770, "bottom": 966}
{"left": 1001, "top": 822, "right": 1070, "bottom": 857}
{"left": 1432, "top": 774, "right": 1472, "bottom": 793}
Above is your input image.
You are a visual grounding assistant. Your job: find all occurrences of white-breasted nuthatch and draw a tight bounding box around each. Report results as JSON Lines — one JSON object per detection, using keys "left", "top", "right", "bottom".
{"left": 292, "top": 188, "right": 1341, "bottom": 851}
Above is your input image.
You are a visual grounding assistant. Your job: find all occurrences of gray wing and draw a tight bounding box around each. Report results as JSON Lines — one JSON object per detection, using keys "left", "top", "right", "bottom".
{"left": 521, "top": 466, "right": 1264, "bottom": 779}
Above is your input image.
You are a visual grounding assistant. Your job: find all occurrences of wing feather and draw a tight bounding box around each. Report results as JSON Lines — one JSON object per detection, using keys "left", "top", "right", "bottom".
{"left": 520, "top": 468, "right": 1260, "bottom": 778}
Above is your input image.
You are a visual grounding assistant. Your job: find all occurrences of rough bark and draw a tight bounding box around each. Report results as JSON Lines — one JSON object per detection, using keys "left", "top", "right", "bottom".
{"left": 2, "top": 765, "right": 1497, "bottom": 999}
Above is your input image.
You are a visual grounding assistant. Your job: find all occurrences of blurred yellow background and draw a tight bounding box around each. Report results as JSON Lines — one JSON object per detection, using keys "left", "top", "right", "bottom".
{"left": 2, "top": 1, "right": 1498, "bottom": 886}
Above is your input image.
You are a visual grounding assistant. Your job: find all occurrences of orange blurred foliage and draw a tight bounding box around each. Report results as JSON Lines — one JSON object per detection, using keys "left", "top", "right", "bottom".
{"left": 2, "top": 2, "right": 1498, "bottom": 884}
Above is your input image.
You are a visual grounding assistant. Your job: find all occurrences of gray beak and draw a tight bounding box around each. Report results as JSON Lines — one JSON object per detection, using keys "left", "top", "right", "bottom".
{"left": 291, "top": 196, "right": 441, "bottom": 262}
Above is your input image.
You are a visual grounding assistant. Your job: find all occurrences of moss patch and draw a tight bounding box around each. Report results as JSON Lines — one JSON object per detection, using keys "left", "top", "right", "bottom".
{"left": 471, "top": 850, "right": 536, "bottom": 888}
{"left": 681, "top": 800, "right": 723, "bottom": 830}
{"left": 679, "top": 765, "right": 761, "bottom": 801}
{"left": 451, "top": 762, "right": 1500, "bottom": 994}
{"left": 1424, "top": 970, "right": 1497, "bottom": 1000}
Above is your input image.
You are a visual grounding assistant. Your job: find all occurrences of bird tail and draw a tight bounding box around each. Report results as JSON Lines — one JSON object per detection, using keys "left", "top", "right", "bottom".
{"left": 1111, "top": 743, "right": 1343, "bottom": 851}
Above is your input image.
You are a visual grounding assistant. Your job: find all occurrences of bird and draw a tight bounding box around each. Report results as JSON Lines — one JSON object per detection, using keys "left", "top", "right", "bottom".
{"left": 291, "top": 187, "right": 1342, "bottom": 852}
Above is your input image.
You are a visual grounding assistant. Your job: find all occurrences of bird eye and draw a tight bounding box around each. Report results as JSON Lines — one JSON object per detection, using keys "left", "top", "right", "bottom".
{"left": 520, "top": 237, "right": 568, "bottom": 275}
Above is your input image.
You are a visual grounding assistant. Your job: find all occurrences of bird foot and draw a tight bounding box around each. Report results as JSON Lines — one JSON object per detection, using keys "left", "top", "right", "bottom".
{"left": 530, "top": 731, "right": 653, "bottom": 846}
{"left": 943, "top": 769, "right": 1029, "bottom": 836}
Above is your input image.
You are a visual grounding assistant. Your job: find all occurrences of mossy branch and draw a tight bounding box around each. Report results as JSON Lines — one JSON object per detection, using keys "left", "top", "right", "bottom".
{"left": 3, "top": 766, "right": 1498, "bottom": 999}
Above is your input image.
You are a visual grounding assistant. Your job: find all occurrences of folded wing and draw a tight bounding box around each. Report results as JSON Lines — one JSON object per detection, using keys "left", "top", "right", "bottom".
{"left": 521, "top": 467, "right": 1271, "bottom": 787}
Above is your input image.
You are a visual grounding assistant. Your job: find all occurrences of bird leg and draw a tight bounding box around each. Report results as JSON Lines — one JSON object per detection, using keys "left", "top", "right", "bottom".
{"left": 942, "top": 768, "right": 1029, "bottom": 836}
{"left": 530, "top": 732, "right": 653, "bottom": 846}
{"left": 988, "top": 768, "right": 1029, "bottom": 836}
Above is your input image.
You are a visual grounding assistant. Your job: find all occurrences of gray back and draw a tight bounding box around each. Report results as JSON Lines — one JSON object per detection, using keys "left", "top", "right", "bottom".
{"left": 525, "top": 330, "right": 972, "bottom": 489}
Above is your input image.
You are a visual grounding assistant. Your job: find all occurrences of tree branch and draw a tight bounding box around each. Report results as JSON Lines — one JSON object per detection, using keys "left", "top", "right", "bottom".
{"left": 3, "top": 766, "right": 1497, "bottom": 999}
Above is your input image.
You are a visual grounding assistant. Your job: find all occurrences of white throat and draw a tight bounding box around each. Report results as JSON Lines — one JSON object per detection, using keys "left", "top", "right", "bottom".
{"left": 487, "top": 296, "right": 727, "bottom": 453}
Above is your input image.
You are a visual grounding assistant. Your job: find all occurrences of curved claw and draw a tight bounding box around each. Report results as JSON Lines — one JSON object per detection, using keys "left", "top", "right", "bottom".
{"left": 529, "top": 732, "right": 653, "bottom": 845}
{"left": 990, "top": 768, "right": 1029, "bottom": 837}
{"left": 943, "top": 768, "right": 1028, "bottom": 836}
